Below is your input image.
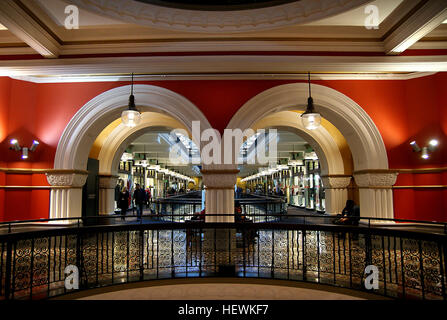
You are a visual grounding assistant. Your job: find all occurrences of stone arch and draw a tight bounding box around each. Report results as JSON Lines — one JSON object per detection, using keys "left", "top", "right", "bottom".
{"left": 48, "top": 85, "right": 210, "bottom": 220}
{"left": 54, "top": 84, "right": 211, "bottom": 171}
{"left": 227, "top": 83, "right": 397, "bottom": 219}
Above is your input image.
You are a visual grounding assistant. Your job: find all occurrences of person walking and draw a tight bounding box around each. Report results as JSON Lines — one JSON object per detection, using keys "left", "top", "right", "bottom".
{"left": 118, "top": 186, "right": 129, "bottom": 221}
{"left": 145, "top": 187, "right": 151, "bottom": 209}
{"left": 133, "top": 184, "right": 146, "bottom": 221}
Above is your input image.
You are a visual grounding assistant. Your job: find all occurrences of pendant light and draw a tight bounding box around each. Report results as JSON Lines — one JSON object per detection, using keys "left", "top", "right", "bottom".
{"left": 121, "top": 73, "right": 141, "bottom": 127}
{"left": 141, "top": 145, "right": 148, "bottom": 168}
{"left": 301, "top": 72, "right": 321, "bottom": 130}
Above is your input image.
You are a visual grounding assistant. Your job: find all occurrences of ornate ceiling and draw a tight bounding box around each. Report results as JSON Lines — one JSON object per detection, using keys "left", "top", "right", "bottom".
{"left": 134, "top": 0, "right": 299, "bottom": 11}
{"left": 0, "top": 0, "right": 447, "bottom": 81}
{"left": 69, "top": 0, "right": 372, "bottom": 32}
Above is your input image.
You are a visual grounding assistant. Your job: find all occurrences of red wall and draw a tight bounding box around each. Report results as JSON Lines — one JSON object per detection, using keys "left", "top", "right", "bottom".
{"left": 0, "top": 77, "right": 11, "bottom": 221}
{"left": 0, "top": 75, "right": 446, "bottom": 221}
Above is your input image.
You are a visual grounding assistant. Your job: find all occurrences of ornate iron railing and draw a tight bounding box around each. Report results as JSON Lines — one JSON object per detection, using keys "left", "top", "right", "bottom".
{"left": 153, "top": 193, "right": 287, "bottom": 222}
{"left": 0, "top": 215, "right": 446, "bottom": 300}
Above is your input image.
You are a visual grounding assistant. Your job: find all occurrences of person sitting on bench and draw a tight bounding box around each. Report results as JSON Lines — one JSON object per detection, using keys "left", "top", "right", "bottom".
{"left": 235, "top": 201, "right": 251, "bottom": 222}
{"left": 191, "top": 208, "right": 205, "bottom": 222}
{"left": 333, "top": 200, "right": 360, "bottom": 226}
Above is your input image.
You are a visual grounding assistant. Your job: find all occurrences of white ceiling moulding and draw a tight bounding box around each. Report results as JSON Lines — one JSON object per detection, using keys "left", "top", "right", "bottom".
{"left": 56, "top": 39, "right": 385, "bottom": 55}
{"left": 69, "top": 0, "right": 371, "bottom": 33}
{"left": 8, "top": 72, "right": 438, "bottom": 83}
{"left": 0, "top": 0, "right": 60, "bottom": 58}
{"left": 384, "top": 0, "right": 447, "bottom": 54}
{"left": 2, "top": 55, "right": 447, "bottom": 77}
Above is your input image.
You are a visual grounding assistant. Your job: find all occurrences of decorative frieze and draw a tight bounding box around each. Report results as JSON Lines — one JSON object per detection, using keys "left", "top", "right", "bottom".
{"left": 46, "top": 172, "right": 88, "bottom": 187}
{"left": 353, "top": 171, "right": 398, "bottom": 188}
{"left": 321, "top": 175, "right": 352, "bottom": 189}
{"left": 70, "top": 0, "right": 370, "bottom": 33}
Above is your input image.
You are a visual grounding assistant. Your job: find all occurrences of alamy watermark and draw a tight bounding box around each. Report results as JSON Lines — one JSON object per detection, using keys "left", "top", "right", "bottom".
{"left": 64, "top": 264, "right": 79, "bottom": 290}
{"left": 64, "top": 5, "right": 79, "bottom": 30}
{"left": 364, "top": 5, "right": 379, "bottom": 30}
{"left": 364, "top": 265, "right": 379, "bottom": 290}
{"left": 168, "top": 121, "right": 277, "bottom": 166}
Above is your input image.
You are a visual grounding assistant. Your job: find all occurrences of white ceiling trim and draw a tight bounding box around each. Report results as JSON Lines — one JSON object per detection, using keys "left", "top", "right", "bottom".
{"left": 57, "top": 40, "right": 385, "bottom": 55}
{"left": 384, "top": 0, "right": 447, "bottom": 54}
{"left": 0, "top": 0, "right": 60, "bottom": 58}
{"left": 1, "top": 55, "right": 447, "bottom": 77}
{"left": 9, "top": 72, "right": 437, "bottom": 83}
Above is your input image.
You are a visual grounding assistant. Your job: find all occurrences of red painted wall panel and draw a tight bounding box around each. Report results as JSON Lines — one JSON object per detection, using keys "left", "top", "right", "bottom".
{"left": 0, "top": 75, "right": 445, "bottom": 222}
{"left": 0, "top": 77, "right": 11, "bottom": 221}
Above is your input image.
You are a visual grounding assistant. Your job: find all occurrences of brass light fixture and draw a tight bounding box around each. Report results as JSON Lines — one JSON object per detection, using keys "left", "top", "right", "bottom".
{"left": 301, "top": 72, "right": 322, "bottom": 130}
{"left": 121, "top": 73, "right": 141, "bottom": 127}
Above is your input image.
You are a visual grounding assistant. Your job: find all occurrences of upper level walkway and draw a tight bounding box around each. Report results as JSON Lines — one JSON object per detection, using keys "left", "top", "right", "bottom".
{"left": 0, "top": 193, "right": 446, "bottom": 301}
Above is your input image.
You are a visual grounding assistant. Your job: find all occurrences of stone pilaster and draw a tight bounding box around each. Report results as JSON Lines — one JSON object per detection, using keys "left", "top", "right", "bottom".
{"left": 353, "top": 171, "right": 398, "bottom": 221}
{"left": 98, "top": 175, "right": 119, "bottom": 215}
{"left": 45, "top": 171, "right": 88, "bottom": 222}
{"left": 201, "top": 169, "right": 238, "bottom": 223}
{"left": 321, "top": 175, "right": 352, "bottom": 215}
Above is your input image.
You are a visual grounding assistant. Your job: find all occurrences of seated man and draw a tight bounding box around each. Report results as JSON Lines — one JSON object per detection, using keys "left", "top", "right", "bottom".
{"left": 333, "top": 200, "right": 360, "bottom": 226}
{"left": 235, "top": 201, "right": 251, "bottom": 222}
{"left": 190, "top": 208, "right": 205, "bottom": 222}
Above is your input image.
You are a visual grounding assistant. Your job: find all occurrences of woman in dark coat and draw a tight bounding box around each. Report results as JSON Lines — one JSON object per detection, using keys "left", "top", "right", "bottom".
{"left": 118, "top": 186, "right": 130, "bottom": 221}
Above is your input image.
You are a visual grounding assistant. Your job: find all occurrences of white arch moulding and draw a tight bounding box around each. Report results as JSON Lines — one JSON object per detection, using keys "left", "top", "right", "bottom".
{"left": 251, "top": 111, "right": 350, "bottom": 215}
{"left": 48, "top": 84, "right": 211, "bottom": 221}
{"left": 96, "top": 113, "right": 189, "bottom": 215}
{"left": 227, "top": 83, "right": 397, "bottom": 220}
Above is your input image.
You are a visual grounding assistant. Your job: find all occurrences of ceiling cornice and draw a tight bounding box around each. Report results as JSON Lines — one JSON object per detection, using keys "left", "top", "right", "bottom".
{"left": 383, "top": 0, "right": 447, "bottom": 54}
{"left": 0, "top": 0, "right": 60, "bottom": 58}
{"left": 8, "top": 71, "right": 437, "bottom": 83}
{"left": 1, "top": 55, "right": 446, "bottom": 77}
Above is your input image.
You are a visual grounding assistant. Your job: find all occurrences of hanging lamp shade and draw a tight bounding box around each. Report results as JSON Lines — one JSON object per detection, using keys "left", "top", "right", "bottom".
{"left": 121, "top": 73, "right": 141, "bottom": 127}
{"left": 301, "top": 73, "right": 321, "bottom": 130}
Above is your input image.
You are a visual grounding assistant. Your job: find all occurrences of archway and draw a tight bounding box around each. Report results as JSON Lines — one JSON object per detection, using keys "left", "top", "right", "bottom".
{"left": 227, "top": 83, "right": 397, "bottom": 219}
{"left": 47, "top": 85, "right": 211, "bottom": 220}
{"left": 249, "top": 111, "right": 351, "bottom": 215}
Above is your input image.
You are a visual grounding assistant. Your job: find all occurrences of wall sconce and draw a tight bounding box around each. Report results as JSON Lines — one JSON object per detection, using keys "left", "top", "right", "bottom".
{"left": 410, "top": 139, "right": 438, "bottom": 159}
{"left": 9, "top": 139, "right": 39, "bottom": 159}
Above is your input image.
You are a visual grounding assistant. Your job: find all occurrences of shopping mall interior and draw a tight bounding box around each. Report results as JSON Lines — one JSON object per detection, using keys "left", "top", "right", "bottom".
{"left": 0, "top": 0, "right": 446, "bottom": 303}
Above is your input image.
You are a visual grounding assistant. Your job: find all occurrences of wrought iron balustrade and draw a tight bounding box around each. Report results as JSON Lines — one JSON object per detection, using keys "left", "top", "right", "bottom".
{"left": 0, "top": 215, "right": 446, "bottom": 300}
{"left": 152, "top": 193, "right": 287, "bottom": 222}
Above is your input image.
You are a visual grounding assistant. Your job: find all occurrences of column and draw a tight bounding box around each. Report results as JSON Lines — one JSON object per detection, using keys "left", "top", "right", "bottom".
{"left": 46, "top": 171, "right": 88, "bottom": 223}
{"left": 201, "top": 169, "right": 238, "bottom": 223}
{"left": 321, "top": 175, "right": 352, "bottom": 215}
{"left": 353, "top": 171, "right": 398, "bottom": 221}
{"left": 98, "top": 175, "right": 118, "bottom": 215}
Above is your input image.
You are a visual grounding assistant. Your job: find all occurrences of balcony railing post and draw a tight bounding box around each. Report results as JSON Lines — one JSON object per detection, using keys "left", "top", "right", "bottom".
{"left": 76, "top": 233, "right": 85, "bottom": 289}
{"left": 437, "top": 243, "right": 446, "bottom": 300}
{"left": 139, "top": 229, "right": 144, "bottom": 281}
{"left": 364, "top": 232, "right": 372, "bottom": 283}
{"left": 4, "top": 241, "right": 13, "bottom": 300}
{"left": 444, "top": 243, "right": 447, "bottom": 300}
{"left": 302, "top": 230, "right": 307, "bottom": 281}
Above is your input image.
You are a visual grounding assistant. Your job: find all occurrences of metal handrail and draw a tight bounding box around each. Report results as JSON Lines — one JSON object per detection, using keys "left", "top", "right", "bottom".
{"left": 0, "top": 214, "right": 446, "bottom": 237}
{"left": 0, "top": 220, "right": 446, "bottom": 300}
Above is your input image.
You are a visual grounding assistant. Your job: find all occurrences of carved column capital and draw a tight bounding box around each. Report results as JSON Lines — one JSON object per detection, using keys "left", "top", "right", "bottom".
{"left": 321, "top": 175, "right": 352, "bottom": 189}
{"left": 201, "top": 170, "right": 238, "bottom": 189}
{"left": 46, "top": 172, "right": 88, "bottom": 187}
{"left": 98, "top": 175, "right": 119, "bottom": 189}
{"left": 353, "top": 171, "right": 398, "bottom": 188}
